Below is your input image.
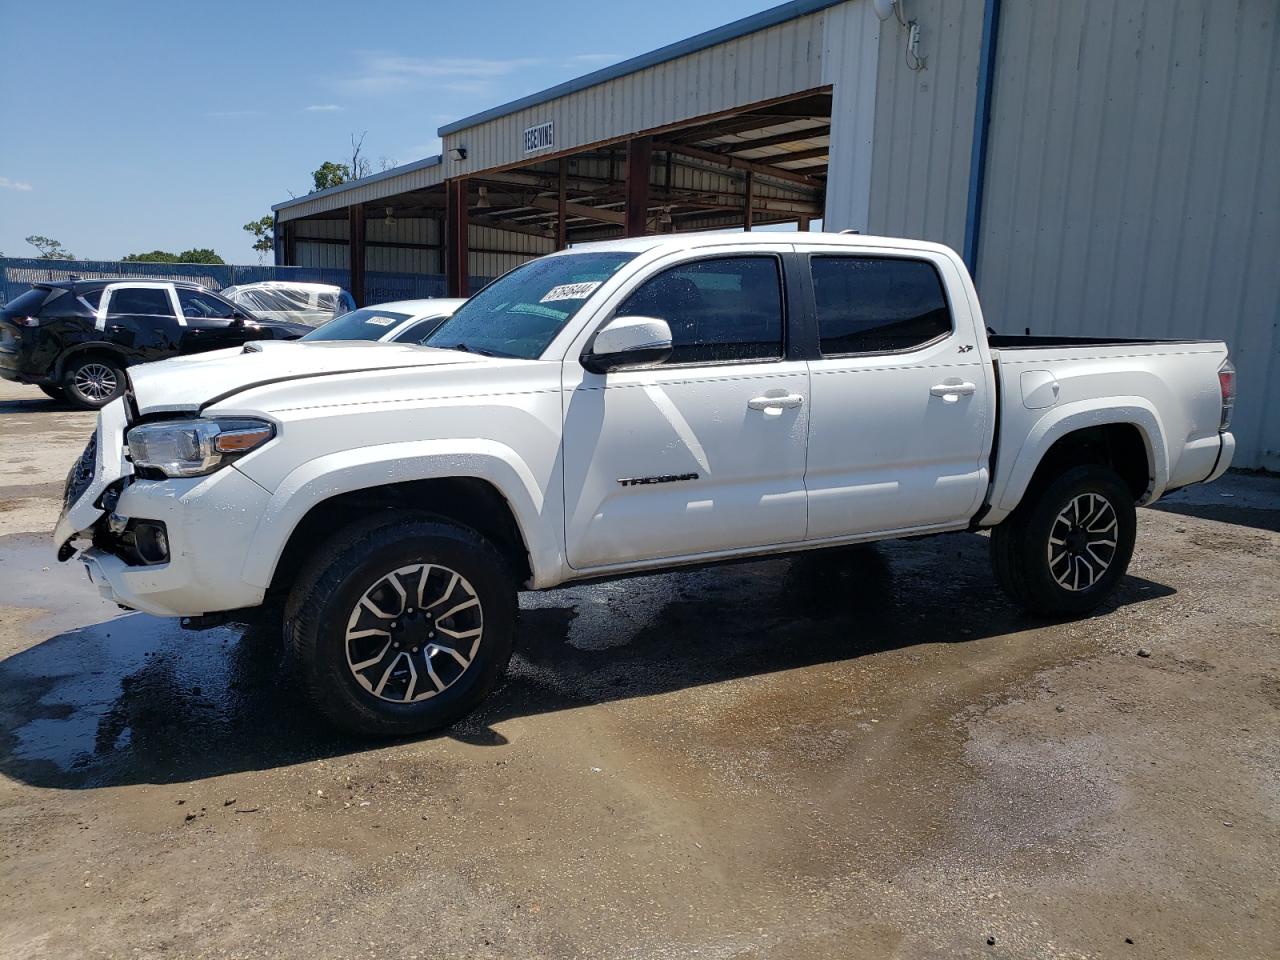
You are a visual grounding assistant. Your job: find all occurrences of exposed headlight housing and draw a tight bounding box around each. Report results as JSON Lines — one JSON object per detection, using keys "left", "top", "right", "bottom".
{"left": 126, "top": 417, "right": 275, "bottom": 478}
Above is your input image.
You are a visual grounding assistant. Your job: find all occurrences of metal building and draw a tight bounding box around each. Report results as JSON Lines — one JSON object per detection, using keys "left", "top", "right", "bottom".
{"left": 273, "top": 0, "right": 1279, "bottom": 469}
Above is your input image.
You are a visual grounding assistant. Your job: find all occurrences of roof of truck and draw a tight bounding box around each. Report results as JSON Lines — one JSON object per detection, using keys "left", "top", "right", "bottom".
{"left": 561, "top": 231, "right": 962, "bottom": 259}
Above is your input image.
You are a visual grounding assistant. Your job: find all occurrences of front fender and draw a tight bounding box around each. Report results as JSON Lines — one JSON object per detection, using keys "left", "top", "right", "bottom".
{"left": 239, "top": 438, "right": 564, "bottom": 590}
{"left": 989, "top": 398, "right": 1169, "bottom": 521}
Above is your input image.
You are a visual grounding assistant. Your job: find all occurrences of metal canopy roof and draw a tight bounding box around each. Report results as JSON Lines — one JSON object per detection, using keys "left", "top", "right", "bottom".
{"left": 437, "top": 0, "right": 847, "bottom": 136}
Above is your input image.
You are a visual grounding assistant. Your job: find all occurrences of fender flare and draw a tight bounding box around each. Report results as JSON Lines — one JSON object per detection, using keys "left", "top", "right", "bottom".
{"left": 239, "top": 438, "right": 564, "bottom": 590}
{"left": 54, "top": 342, "right": 130, "bottom": 380}
{"left": 990, "top": 398, "right": 1169, "bottom": 518}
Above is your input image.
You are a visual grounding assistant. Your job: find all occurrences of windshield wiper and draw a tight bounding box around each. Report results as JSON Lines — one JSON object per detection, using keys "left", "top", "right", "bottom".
{"left": 437, "top": 342, "right": 506, "bottom": 358}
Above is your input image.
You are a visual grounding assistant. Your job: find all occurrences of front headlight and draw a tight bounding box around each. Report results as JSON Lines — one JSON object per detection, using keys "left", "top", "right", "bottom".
{"left": 126, "top": 417, "right": 275, "bottom": 478}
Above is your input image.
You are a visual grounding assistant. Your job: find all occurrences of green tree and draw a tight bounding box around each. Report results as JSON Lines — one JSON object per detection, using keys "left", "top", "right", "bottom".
{"left": 177, "top": 248, "right": 225, "bottom": 264}
{"left": 311, "top": 160, "right": 351, "bottom": 192}
{"left": 122, "top": 250, "right": 181, "bottom": 263}
{"left": 26, "top": 235, "right": 73, "bottom": 260}
{"left": 243, "top": 216, "right": 274, "bottom": 262}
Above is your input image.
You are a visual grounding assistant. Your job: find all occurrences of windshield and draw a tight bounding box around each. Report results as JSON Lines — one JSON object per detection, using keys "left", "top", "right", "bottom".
{"left": 302, "top": 308, "right": 412, "bottom": 341}
{"left": 425, "top": 251, "right": 637, "bottom": 359}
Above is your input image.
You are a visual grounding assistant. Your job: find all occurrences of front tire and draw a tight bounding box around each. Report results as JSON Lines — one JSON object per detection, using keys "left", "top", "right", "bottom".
{"left": 285, "top": 513, "right": 517, "bottom": 737}
{"left": 63, "top": 355, "right": 126, "bottom": 409}
{"left": 991, "top": 464, "right": 1137, "bottom": 617}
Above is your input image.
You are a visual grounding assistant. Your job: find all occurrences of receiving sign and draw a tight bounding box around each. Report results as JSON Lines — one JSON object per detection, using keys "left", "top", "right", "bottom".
{"left": 523, "top": 120, "right": 554, "bottom": 155}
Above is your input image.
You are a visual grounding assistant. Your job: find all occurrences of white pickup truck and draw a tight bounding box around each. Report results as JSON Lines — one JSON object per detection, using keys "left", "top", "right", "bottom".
{"left": 54, "top": 233, "right": 1236, "bottom": 736}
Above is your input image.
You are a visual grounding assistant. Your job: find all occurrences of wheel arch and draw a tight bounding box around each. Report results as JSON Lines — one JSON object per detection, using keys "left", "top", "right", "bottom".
{"left": 241, "top": 441, "right": 564, "bottom": 595}
{"left": 991, "top": 401, "right": 1166, "bottom": 520}
{"left": 54, "top": 342, "right": 130, "bottom": 380}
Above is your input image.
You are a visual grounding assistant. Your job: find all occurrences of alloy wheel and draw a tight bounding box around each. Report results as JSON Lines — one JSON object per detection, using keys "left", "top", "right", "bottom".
{"left": 72, "top": 363, "right": 118, "bottom": 402}
{"left": 1046, "top": 492, "right": 1119, "bottom": 591}
{"left": 344, "top": 563, "right": 484, "bottom": 703}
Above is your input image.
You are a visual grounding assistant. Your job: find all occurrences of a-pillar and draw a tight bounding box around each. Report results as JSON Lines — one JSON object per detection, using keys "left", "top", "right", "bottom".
{"left": 446, "top": 179, "right": 470, "bottom": 297}
{"left": 348, "top": 204, "right": 366, "bottom": 306}
{"left": 624, "top": 137, "right": 652, "bottom": 237}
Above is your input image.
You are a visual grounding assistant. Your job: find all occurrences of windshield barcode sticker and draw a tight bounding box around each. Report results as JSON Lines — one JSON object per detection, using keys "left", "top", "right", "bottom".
{"left": 540, "top": 281, "right": 601, "bottom": 303}
{"left": 364, "top": 315, "right": 398, "bottom": 327}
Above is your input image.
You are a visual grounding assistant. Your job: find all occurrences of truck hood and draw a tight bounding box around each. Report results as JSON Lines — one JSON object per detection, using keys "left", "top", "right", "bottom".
{"left": 127, "top": 340, "right": 491, "bottom": 415}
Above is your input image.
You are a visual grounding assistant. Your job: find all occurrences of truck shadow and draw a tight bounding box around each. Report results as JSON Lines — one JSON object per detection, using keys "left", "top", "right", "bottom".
{"left": 1145, "top": 471, "right": 1280, "bottom": 534}
{"left": 0, "top": 533, "right": 1175, "bottom": 789}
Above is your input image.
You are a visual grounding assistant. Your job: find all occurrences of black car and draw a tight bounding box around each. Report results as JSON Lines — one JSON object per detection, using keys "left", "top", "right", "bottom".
{"left": 0, "top": 279, "right": 311, "bottom": 408}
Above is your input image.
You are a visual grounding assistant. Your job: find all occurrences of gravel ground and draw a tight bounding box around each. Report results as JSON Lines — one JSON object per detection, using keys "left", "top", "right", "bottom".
{"left": 0, "top": 379, "right": 1276, "bottom": 959}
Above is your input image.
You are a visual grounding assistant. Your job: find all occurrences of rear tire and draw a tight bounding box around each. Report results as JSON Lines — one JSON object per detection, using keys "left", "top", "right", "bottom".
{"left": 284, "top": 512, "right": 517, "bottom": 737}
{"left": 991, "top": 464, "right": 1136, "bottom": 617}
{"left": 63, "top": 355, "right": 126, "bottom": 409}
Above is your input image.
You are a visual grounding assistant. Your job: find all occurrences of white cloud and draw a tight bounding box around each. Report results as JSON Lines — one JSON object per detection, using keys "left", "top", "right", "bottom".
{"left": 304, "top": 103, "right": 343, "bottom": 112}
{"left": 0, "top": 176, "right": 33, "bottom": 191}
{"left": 567, "top": 52, "right": 622, "bottom": 66}
{"left": 334, "top": 52, "right": 544, "bottom": 95}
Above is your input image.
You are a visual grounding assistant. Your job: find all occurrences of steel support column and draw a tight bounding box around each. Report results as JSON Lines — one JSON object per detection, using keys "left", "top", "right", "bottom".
{"left": 446, "top": 179, "right": 470, "bottom": 297}
{"left": 348, "top": 204, "right": 366, "bottom": 306}
{"left": 556, "top": 159, "right": 568, "bottom": 250}
{"left": 624, "top": 137, "right": 653, "bottom": 237}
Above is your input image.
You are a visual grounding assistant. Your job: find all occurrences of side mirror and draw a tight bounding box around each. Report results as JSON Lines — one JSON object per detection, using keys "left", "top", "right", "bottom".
{"left": 582, "top": 315, "right": 672, "bottom": 374}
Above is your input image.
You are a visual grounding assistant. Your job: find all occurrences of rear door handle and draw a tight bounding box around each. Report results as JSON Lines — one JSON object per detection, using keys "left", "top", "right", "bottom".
{"left": 748, "top": 393, "right": 804, "bottom": 410}
{"left": 930, "top": 381, "right": 976, "bottom": 402}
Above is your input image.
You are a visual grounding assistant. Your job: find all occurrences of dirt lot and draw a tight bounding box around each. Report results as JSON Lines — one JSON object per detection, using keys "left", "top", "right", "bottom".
{"left": 0, "top": 378, "right": 1276, "bottom": 959}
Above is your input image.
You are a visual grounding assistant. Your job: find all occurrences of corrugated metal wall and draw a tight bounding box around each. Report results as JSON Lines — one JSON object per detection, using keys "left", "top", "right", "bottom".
{"left": 820, "top": 0, "right": 883, "bottom": 230}
{"left": 291, "top": 217, "right": 549, "bottom": 282}
{"left": 294, "top": 219, "right": 349, "bottom": 270}
{"left": 977, "top": 0, "right": 1280, "bottom": 469}
{"left": 865, "top": 0, "right": 985, "bottom": 251}
{"left": 442, "top": 16, "right": 828, "bottom": 176}
{"left": 468, "top": 224, "right": 554, "bottom": 279}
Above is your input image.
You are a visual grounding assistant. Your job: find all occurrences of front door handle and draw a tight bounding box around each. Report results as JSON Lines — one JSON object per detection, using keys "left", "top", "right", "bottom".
{"left": 748, "top": 393, "right": 805, "bottom": 412}
{"left": 930, "top": 380, "right": 976, "bottom": 402}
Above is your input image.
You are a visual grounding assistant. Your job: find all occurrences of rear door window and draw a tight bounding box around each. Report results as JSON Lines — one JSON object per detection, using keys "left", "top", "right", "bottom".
{"left": 177, "top": 289, "right": 237, "bottom": 320}
{"left": 809, "top": 256, "right": 952, "bottom": 355}
{"left": 614, "top": 256, "right": 785, "bottom": 365}
{"left": 108, "top": 287, "right": 175, "bottom": 317}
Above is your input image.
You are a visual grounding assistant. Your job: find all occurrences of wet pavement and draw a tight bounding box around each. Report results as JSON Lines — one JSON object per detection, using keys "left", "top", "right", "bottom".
{"left": 0, "top": 380, "right": 1277, "bottom": 959}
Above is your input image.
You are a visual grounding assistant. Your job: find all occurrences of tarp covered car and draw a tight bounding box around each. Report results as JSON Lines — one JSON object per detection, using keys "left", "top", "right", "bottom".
{"left": 220, "top": 281, "right": 356, "bottom": 327}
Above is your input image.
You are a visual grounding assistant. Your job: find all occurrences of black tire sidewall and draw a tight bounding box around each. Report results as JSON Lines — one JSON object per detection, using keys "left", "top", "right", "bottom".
{"left": 1019, "top": 465, "right": 1137, "bottom": 615}
{"left": 293, "top": 519, "right": 516, "bottom": 736}
{"left": 63, "top": 356, "right": 126, "bottom": 409}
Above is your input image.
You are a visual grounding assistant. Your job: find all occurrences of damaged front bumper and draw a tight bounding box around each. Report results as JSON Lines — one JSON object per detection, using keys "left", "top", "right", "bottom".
{"left": 54, "top": 398, "right": 272, "bottom": 618}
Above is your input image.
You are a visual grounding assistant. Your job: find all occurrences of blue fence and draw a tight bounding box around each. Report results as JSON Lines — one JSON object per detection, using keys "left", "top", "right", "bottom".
{"left": 1, "top": 258, "right": 462, "bottom": 306}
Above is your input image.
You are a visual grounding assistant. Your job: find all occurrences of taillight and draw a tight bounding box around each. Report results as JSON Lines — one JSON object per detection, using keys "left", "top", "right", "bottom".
{"left": 1218, "top": 358, "right": 1235, "bottom": 431}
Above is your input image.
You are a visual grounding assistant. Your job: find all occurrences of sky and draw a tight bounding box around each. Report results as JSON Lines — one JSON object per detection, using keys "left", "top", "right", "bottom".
{"left": 0, "top": 0, "right": 780, "bottom": 263}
